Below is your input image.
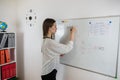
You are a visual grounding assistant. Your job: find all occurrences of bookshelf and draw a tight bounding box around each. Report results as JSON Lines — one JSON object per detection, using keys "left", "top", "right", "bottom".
{"left": 0, "top": 32, "right": 17, "bottom": 80}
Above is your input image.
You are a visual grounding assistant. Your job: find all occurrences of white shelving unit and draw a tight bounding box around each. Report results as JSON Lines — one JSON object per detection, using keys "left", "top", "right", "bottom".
{"left": 0, "top": 32, "right": 17, "bottom": 80}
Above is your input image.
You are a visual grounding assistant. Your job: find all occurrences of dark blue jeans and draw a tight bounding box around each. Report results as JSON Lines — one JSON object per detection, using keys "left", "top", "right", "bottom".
{"left": 41, "top": 69, "right": 57, "bottom": 80}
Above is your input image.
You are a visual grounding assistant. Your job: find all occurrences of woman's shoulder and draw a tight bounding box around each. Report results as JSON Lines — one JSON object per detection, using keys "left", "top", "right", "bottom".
{"left": 44, "top": 38, "right": 56, "bottom": 44}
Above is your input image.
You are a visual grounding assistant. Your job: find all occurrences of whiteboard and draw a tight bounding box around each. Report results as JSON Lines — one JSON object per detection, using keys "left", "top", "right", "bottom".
{"left": 55, "top": 16, "right": 120, "bottom": 78}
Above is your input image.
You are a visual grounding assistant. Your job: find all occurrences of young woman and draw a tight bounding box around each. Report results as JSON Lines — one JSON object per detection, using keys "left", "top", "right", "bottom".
{"left": 41, "top": 18, "right": 76, "bottom": 80}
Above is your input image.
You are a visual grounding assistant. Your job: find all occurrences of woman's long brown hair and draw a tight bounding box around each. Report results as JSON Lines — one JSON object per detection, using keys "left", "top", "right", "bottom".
{"left": 43, "top": 18, "right": 56, "bottom": 39}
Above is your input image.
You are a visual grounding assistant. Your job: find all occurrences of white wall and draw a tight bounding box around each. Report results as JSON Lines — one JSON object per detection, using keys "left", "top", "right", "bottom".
{"left": 16, "top": 0, "right": 120, "bottom": 80}
{"left": 17, "top": 0, "right": 42, "bottom": 80}
{"left": 0, "top": 0, "right": 17, "bottom": 32}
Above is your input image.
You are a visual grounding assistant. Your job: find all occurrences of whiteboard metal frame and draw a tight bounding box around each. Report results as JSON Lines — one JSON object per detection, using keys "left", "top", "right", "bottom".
{"left": 61, "top": 15, "right": 120, "bottom": 21}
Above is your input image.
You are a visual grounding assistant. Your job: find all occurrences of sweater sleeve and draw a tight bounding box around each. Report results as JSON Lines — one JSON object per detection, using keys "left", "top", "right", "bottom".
{"left": 47, "top": 39, "right": 73, "bottom": 55}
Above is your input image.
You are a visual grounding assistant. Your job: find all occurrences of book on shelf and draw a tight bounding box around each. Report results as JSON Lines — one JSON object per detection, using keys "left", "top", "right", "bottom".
{"left": 0, "top": 33, "right": 8, "bottom": 49}
{"left": 0, "top": 33, "right": 15, "bottom": 49}
{"left": 5, "top": 49, "right": 11, "bottom": 63}
{"left": 1, "top": 63, "right": 16, "bottom": 80}
{"left": 0, "top": 50, "right": 5, "bottom": 64}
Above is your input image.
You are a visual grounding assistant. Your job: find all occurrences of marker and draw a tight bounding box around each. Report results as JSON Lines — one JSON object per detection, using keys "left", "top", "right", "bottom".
{"left": 115, "top": 76, "right": 118, "bottom": 80}
{"left": 109, "top": 21, "right": 112, "bottom": 23}
{"left": 89, "top": 22, "right": 91, "bottom": 24}
{"left": 61, "top": 20, "right": 68, "bottom": 23}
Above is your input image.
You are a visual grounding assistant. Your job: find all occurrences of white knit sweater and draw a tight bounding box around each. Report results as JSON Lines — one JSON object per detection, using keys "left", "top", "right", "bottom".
{"left": 41, "top": 38, "right": 73, "bottom": 75}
